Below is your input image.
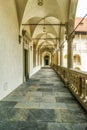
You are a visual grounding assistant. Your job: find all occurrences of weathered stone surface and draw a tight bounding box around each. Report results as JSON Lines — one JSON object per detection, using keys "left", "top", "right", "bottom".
{"left": 0, "top": 67, "right": 87, "bottom": 130}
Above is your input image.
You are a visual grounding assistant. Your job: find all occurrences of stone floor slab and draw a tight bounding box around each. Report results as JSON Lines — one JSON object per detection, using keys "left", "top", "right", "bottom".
{"left": 0, "top": 67, "right": 87, "bottom": 130}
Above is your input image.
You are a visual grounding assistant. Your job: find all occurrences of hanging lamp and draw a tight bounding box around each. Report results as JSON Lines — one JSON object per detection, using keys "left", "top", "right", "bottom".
{"left": 38, "top": 0, "right": 43, "bottom": 6}
{"left": 43, "top": 18, "right": 46, "bottom": 32}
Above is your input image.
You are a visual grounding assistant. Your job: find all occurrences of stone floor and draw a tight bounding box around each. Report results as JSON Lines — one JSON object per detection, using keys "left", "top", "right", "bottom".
{"left": 0, "top": 67, "right": 87, "bottom": 130}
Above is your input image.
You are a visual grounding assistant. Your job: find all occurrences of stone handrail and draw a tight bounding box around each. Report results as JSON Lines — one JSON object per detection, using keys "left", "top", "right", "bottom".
{"left": 52, "top": 64, "right": 87, "bottom": 111}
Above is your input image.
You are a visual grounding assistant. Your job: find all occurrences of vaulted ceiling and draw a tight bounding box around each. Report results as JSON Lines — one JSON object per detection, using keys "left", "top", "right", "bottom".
{"left": 15, "top": 0, "right": 78, "bottom": 54}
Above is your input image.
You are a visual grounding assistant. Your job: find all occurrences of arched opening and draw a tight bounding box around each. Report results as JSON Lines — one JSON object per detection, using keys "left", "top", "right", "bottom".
{"left": 44, "top": 56, "right": 49, "bottom": 66}
{"left": 63, "top": 54, "right": 67, "bottom": 67}
{"left": 73, "top": 54, "right": 81, "bottom": 65}
{"left": 74, "top": 66, "right": 80, "bottom": 70}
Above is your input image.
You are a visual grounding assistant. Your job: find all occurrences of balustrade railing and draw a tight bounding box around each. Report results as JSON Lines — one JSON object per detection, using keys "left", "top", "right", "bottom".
{"left": 52, "top": 64, "right": 87, "bottom": 111}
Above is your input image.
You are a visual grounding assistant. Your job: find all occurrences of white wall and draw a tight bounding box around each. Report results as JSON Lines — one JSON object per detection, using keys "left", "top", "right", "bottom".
{"left": 73, "top": 37, "right": 87, "bottom": 71}
{"left": 0, "top": 0, "right": 22, "bottom": 100}
{"left": 29, "top": 42, "right": 33, "bottom": 76}
{"left": 28, "top": 42, "right": 41, "bottom": 77}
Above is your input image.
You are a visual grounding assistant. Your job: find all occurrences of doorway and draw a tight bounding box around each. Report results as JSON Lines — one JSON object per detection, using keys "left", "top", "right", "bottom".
{"left": 24, "top": 49, "right": 29, "bottom": 81}
{"left": 44, "top": 56, "right": 49, "bottom": 66}
{"left": 45, "top": 59, "right": 49, "bottom": 65}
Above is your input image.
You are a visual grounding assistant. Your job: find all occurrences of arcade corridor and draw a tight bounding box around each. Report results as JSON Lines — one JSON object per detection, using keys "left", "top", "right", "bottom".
{"left": 0, "top": 67, "right": 87, "bottom": 130}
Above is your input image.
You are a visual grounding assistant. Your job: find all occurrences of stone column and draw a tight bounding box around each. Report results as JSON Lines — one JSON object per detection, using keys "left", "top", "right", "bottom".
{"left": 37, "top": 49, "right": 39, "bottom": 65}
{"left": 56, "top": 52, "right": 58, "bottom": 65}
{"left": 58, "top": 51, "right": 60, "bottom": 65}
{"left": 21, "top": 36, "right": 24, "bottom": 83}
{"left": 40, "top": 53, "right": 42, "bottom": 66}
{"left": 66, "top": 20, "right": 74, "bottom": 69}
{"left": 51, "top": 54, "right": 54, "bottom": 65}
{"left": 59, "top": 25, "right": 65, "bottom": 67}
{"left": 39, "top": 51, "right": 40, "bottom": 65}
{"left": 38, "top": 52, "right": 39, "bottom": 65}
{"left": 67, "top": 38, "right": 73, "bottom": 68}
{"left": 33, "top": 44, "right": 36, "bottom": 67}
{"left": 60, "top": 47, "right": 63, "bottom": 66}
{"left": 56, "top": 43, "right": 59, "bottom": 65}
{"left": 36, "top": 51, "right": 38, "bottom": 66}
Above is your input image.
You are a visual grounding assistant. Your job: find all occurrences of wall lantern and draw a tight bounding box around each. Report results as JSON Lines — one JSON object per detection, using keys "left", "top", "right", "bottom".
{"left": 38, "top": 0, "right": 43, "bottom": 6}
{"left": 19, "top": 35, "right": 22, "bottom": 44}
{"left": 30, "top": 46, "right": 32, "bottom": 51}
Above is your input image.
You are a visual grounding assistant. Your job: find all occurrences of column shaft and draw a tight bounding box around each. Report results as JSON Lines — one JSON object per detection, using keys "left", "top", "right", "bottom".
{"left": 67, "top": 39, "right": 73, "bottom": 68}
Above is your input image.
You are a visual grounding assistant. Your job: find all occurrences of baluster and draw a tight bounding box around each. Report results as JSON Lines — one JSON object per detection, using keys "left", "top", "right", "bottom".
{"left": 83, "top": 78, "right": 87, "bottom": 103}
{"left": 80, "top": 78, "right": 85, "bottom": 99}
{"left": 77, "top": 76, "right": 82, "bottom": 96}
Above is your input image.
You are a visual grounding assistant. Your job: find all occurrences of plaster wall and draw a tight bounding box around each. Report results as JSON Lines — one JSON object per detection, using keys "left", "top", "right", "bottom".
{"left": 0, "top": 0, "right": 22, "bottom": 100}
{"left": 29, "top": 43, "right": 41, "bottom": 77}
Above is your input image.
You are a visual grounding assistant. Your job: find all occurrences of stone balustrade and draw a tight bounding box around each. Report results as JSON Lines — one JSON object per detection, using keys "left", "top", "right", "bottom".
{"left": 52, "top": 64, "right": 87, "bottom": 111}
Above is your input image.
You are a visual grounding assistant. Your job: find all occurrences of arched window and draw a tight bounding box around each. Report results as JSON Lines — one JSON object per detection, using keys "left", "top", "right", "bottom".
{"left": 73, "top": 54, "right": 81, "bottom": 65}
{"left": 74, "top": 67, "right": 80, "bottom": 70}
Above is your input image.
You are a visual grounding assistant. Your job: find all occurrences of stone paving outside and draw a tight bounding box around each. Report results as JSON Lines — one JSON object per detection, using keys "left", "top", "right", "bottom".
{"left": 0, "top": 67, "right": 87, "bottom": 130}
